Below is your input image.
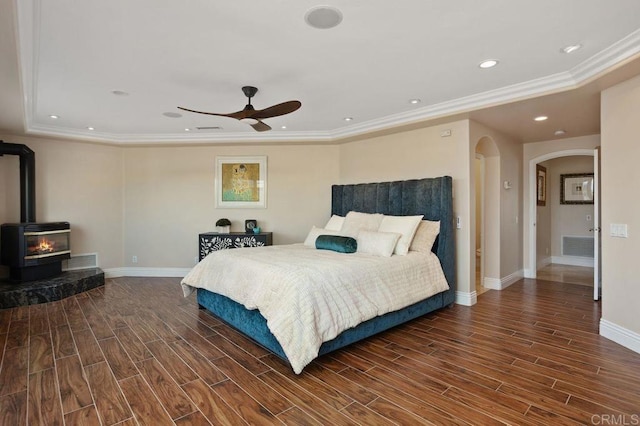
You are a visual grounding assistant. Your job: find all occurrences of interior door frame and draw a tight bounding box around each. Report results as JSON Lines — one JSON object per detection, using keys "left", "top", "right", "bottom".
{"left": 527, "top": 149, "right": 595, "bottom": 278}
{"left": 594, "top": 147, "right": 602, "bottom": 300}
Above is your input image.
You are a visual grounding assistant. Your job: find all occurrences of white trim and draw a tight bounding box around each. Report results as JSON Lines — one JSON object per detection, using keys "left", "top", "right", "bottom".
{"left": 550, "top": 256, "right": 594, "bottom": 268}
{"left": 104, "top": 267, "right": 191, "bottom": 279}
{"left": 483, "top": 270, "right": 524, "bottom": 290}
{"left": 482, "top": 278, "right": 502, "bottom": 290}
{"left": 600, "top": 319, "right": 640, "bottom": 355}
{"left": 455, "top": 291, "right": 477, "bottom": 306}
{"left": 536, "top": 256, "right": 552, "bottom": 270}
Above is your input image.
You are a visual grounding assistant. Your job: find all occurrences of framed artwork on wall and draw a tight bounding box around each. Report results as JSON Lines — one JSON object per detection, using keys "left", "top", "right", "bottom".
{"left": 215, "top": 156, "right": 267, "bottom": 208}
{"left": 536, "top": 164, "right": 546, "bottom": 206}
{"left": 560, "top": 173, "right": 594, "bottom": 204}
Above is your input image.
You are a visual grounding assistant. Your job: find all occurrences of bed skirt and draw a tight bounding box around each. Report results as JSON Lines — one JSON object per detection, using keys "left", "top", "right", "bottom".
{"left": 197, "top": 287, "right": 453, "bottom": 363}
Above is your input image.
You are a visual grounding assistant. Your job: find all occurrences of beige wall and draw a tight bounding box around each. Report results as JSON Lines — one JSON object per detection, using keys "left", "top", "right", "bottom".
{"left": 339, "top": 119, "right": 472, "bottom": 294}
{"left": 3, "top": 117, "right": 522, "bottom": 305}
{"left": 0, "top": 134, "right": 125, "bottom": 269}
{"left": 601, "top": 73, "right": 640, "bottom": 338}
{"left": 123, "top": 144, "right": 339, "bottom": 268}
{"left": 546, "top": 156, "right": 594, "bottom": 258}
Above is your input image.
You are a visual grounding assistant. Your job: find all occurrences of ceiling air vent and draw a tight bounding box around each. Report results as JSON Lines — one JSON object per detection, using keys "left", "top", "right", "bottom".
{"left": 195, "top": 126, "right": 222, "bottom": 131}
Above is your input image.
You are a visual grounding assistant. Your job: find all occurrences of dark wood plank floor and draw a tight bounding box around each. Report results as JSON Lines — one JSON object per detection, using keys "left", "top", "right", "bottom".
{"left": 1, "top": 276, "right": 639, "bottom": 425}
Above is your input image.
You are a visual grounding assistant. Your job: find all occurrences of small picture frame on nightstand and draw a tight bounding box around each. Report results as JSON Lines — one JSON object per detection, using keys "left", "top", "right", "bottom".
{"left": 245, "top": 219, "right": 257, "bottom": 233}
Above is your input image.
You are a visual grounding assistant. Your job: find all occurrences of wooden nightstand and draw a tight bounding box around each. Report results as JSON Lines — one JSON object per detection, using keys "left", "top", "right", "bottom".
{"left": 198, "top": 232, "right": 273, "bottom": 261}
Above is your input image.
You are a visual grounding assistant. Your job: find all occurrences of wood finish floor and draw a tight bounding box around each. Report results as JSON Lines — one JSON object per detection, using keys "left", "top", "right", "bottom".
{"left": 1, "top": 276, "right": 639, "bottom": 425}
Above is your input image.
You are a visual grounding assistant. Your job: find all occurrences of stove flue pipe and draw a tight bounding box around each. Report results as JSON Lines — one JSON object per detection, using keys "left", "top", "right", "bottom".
{"left": 0, "top": 141, "right": 36, "bottom": 223}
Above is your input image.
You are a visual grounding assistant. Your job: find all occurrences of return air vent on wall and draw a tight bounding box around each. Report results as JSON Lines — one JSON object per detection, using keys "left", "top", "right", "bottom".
{"left": 195, "top": 126, "right": 222, "bottom": 131}
{"left": 62, "top": 253, "right": 98, "bottom": 271}
{"left": 562, "top": 236, "right": 594, "bottom": 258}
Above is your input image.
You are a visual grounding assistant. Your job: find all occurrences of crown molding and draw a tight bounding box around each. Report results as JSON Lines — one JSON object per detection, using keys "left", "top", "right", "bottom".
{"left": 16, "top": 3, "right": 640, "bottom": 146}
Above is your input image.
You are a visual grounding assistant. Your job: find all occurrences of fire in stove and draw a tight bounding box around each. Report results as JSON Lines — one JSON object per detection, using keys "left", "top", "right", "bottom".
{"left": 37, "top": 240, "right": 55, "bottom": 253}
{"left": 1, "top": 222, "right": 71, "bottom": 281}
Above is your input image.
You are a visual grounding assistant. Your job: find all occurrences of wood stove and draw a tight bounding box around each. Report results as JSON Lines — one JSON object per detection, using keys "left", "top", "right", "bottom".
{"left": 1, "top": 141, "right": 72, "bottom": 282}
{"left": 1, "top": 222, "right": 71, "bottom": 281}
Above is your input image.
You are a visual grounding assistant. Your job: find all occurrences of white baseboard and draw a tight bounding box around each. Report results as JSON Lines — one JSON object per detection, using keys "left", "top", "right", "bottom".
{"left": 600, "top": 319, "right": 640, "bottom": 355}
{"left": 551, "top": 256, "right": 594, "bottom": 268}
{"left": 104, "top": 267, "right": 191, "bottom": 279}
{"left": 483, "top": 270, "right": 524, "bottom": 290}
{"left": 456, "top": 291, "right": 477, "bottom": 306}
{"left": 536, "top": 256, "right": 552, "bottom": 270}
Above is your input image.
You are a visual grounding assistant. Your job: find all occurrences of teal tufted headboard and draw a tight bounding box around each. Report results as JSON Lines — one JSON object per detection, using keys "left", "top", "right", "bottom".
{"left": 331, "top": 176, "right": 455, "bottom": 301}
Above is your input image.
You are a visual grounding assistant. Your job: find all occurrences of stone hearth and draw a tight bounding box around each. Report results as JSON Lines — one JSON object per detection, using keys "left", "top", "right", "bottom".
{"left": 0, "top": 268, "right": 105, "bottom": 309}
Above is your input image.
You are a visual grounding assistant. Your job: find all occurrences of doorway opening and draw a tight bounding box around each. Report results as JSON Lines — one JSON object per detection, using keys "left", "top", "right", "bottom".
{"left": 527, "top": 150, "right": 596, "bottom": 290}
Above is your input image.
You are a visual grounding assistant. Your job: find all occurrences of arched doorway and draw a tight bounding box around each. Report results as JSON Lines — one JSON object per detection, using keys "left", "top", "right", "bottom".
{"left": 526, "top": 149, "right": 595, "bottom": 279}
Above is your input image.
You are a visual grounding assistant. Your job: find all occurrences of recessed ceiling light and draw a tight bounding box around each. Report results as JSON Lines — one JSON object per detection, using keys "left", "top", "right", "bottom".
{"left": 534, "top": 115, "right": 548, "bottom": 121}
{"left": 479, "top": 59, "right": 499, "bottom": 69}
{"left": 344, "top": 117, "right": 353, "bottom": 122}
{"left": 304, "top": 6, "right": 343, "bottom": 29}
{"left": 111, "top": 90, "right": 129, "bottom": 96}
{"left": 184, "top": 128, "right": 190, "bottom": 132}
{"left": 409, "top": 99, "right": 421, "bottom": 104}
{"left": 49, "top": 115, "right": 59, "bottom": 119}
{"left": 562, "top": 44, "right": 582, "bottom": 54}
{"left": 163, "top": 112, "right": 182, "bottom": 118}
{"left": 554, "top": 129, "right": 566, "bottom": 136}
{"left": 87, "top": 126, "right": 95, "bottom": 131}
{"left": 281, "top": 125, "right": 287, "bottom": 129}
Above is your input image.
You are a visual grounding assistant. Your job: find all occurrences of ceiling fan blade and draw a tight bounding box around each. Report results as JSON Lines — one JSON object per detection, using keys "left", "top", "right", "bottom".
{"left": 250, "top": 100, "right": 301, "bottom": 120}
{"left": 249, "top": 119, "right": 272, "bottom": 132}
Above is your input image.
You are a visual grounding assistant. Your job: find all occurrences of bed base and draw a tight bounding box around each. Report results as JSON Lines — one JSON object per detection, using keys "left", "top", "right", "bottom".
{"left": 197, "top": 287, "right": 454, "bottom": 362}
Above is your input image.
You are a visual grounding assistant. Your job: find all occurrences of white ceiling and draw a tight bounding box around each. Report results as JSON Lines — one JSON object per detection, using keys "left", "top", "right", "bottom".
{"left": 2, "top": 0, "right": 640, "bottom": 145}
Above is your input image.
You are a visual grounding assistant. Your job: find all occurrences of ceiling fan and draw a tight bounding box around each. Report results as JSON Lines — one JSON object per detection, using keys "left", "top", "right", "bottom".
{"left": 178, "top": 86, "right": 301, "bottom": 132}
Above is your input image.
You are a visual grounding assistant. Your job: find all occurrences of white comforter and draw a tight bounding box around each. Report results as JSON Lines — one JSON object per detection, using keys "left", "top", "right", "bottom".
{"left": 181, "top": 244, "right": 449, "bottom": 373}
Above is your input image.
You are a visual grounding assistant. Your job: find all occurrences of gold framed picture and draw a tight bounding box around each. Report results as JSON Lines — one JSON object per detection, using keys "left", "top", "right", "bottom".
{"left": 216, "top": 156, "right": 267, "bottom": 208}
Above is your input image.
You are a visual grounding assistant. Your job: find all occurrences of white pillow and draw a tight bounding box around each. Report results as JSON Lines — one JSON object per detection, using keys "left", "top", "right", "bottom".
{"left": 340, "top": 211, "right": 384, "bottom": 238}
{"left": 303, "top": 226, "right": 341, "bottom": 246}
{"left": 377, "top": 215, "right": 424, "bottom": 255}
{"left": 357, "top": 230, "right": 401, "bottom": 257}
{"left": 409, "top": 220, "right": 441, "bottom": 252}
{"left": 324, "top": 215, "right": 344, "bottom": 232}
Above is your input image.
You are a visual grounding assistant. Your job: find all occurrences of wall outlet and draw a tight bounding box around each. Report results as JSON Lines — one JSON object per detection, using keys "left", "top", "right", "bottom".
{"left": 132, "top": 255, "right": 138, "bottom": 263}
{"left": 456, "top": 216, "right": 462, "bottom": 229}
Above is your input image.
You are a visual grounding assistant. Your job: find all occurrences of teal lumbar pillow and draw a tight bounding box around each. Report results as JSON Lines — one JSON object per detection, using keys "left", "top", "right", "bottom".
{"left": 315, "top": 234, "right": 357, "bottom": 253}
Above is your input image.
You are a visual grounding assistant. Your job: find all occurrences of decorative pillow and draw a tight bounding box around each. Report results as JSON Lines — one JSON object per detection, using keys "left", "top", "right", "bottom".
{"left": 324, "top": 215, "right": 344, "bottom": 232}
{"left": 339, "top": 211, "right": 384, "bottom": 238}
{"left": 303, "top": 226, "right": 341, "bottom": 247}
{"left": 357, "top": 230, "right": 401, "bottom": 257}
{"left": 409, "top": 220, "right": 441, "bottom": 252}
{"left": 377, "top": 214, "right": 424, "bottom": 255}
{"left": 315, "top": 235, "right": 357, "bottom": 253}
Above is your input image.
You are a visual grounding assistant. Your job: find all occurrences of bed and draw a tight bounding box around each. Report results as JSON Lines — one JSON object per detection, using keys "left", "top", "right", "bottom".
{"left": 181, "top": 176, "right": 455, "bottom": 373}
